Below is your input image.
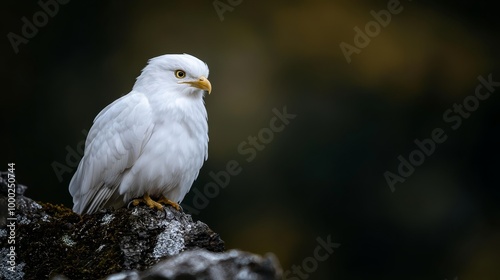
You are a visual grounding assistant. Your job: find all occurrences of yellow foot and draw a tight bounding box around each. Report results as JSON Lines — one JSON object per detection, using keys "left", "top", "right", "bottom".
{"left": 131, "top": 193, "right": 163, "bottom": 211}
{"left": 157, "top": 195, "right": 181, "bottom": 211}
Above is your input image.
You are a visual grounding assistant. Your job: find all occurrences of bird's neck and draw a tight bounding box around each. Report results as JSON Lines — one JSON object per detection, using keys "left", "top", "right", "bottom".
{"left": 146, "top": 92, "right": 207, "bottom": 125}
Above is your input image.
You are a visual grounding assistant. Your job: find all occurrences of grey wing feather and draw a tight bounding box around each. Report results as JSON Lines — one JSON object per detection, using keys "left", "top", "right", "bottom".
{"left": 69, "top": 93, "right": 154, "bottom": 214}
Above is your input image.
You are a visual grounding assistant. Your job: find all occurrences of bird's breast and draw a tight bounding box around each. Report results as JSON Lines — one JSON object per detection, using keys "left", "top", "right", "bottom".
{"left": 123, "top": 113, "right": 207, "bottom": 195}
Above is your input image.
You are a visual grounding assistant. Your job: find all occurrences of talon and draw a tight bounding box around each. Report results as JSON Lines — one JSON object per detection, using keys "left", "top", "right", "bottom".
{"left": 131, "top": 199, "right": 142, "bottom": 207}
{"left": 157, "top": 195, "right": 181, "bottom": 211}
{"left": 127, "top": 200, "right": 135, "bottom": 209}
{"left": 130, "top": 193, "right": 164, "bottom": 211}
{"left": 144, "top": 193, "right": 164, "bottom": 210}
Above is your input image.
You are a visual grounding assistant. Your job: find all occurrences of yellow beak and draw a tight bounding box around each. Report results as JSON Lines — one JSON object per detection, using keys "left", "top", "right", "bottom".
{"left": 182, "top": 76, "right": 212, "bottom": 94}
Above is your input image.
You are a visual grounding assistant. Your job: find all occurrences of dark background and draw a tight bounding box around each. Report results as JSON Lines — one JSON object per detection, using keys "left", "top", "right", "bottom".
{"left": 2, "top": 1, "right": 499, "bottom": 279}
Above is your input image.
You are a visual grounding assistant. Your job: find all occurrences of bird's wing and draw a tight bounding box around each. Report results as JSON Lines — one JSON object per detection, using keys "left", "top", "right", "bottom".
{"left": 69, "top": 92, "right": 154, "bottom": 214}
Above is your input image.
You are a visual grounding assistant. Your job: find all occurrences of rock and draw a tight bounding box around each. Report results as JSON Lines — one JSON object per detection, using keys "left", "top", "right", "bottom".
{"left": 106, "top": 249, "right": 282, "bottom": 280}
{"left": 0, "top": 172, "right": 282, "bottom": 279}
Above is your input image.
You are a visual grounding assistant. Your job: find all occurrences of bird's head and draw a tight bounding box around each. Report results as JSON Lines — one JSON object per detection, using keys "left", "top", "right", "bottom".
{"left": 133, "top": 54, "right": 211, "bottom": 97}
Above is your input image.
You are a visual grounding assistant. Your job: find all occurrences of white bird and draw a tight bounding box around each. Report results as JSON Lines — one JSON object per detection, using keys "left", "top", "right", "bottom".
{"left": 69, "top": 54, "right": 211, "bottom": 214}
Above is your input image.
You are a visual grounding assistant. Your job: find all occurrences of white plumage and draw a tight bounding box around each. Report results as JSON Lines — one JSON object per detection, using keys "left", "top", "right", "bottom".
{"left": 69, "top": 54, "right": 211, "bottom": 214}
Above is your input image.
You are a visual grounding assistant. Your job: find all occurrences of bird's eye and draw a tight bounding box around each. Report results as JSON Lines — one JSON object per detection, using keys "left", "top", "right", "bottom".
{"left": 175, "top": 70, "right": 186, "bottom": 79}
